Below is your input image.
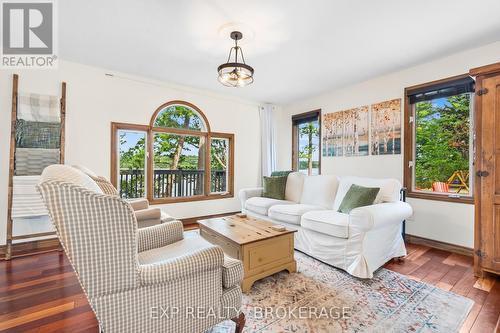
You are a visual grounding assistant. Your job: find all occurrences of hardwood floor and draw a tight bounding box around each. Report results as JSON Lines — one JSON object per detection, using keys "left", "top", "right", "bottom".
{"left": 0, "top": 242, "right": 498, "bottom": 332}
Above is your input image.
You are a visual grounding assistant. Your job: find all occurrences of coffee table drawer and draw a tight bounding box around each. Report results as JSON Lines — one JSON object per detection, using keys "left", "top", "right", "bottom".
{"left": 246, "top": 235, "right": 293, "bottom": 270}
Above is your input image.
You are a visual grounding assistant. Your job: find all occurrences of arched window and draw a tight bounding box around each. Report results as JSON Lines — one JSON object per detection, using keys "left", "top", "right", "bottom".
{"left": 151, "top": 102, "right": 209, "bottom": 132}
{"left": 111, "top": 101, "right": 234, "bottom": 203}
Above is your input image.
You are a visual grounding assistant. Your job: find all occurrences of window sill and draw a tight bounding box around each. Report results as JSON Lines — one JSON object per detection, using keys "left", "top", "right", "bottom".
{"left": 149, "top": 193, "right": 234, "bottom": 205}
{"left": 406, "top": 191, "right": 474, "bottom": 204}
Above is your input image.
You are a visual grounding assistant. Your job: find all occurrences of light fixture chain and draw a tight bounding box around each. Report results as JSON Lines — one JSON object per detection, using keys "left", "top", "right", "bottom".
{"left": 234, "top": 38, "right": 239, "bottom": 63}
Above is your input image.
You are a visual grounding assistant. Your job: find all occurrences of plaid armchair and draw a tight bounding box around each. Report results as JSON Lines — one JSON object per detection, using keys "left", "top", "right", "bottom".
{"left": 37, "top": 165, "right": 245, "bottom": 333}
{"left": 72, "top": 165, "right": 175, "bottom": 228}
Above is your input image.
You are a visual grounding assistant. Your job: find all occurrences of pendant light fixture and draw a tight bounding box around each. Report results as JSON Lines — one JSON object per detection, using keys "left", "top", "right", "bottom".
{"left": 217, "top": 31, "right": 254, "bottom": 87}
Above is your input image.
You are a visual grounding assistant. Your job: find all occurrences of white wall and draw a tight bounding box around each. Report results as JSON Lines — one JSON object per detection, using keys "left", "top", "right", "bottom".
{"left": 276, "top": 41, "right": 500, "bottom": 248}
{"left": 0, "top": 61, "right": 262, "bottom": 245}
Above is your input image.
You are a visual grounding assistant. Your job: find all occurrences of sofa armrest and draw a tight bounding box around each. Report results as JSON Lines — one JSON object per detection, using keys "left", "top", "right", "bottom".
{"left": 238, "top": 187, "right": 263, "bottom": 212}
{"left": 127, "top": 198, "right": 149, "bottom": 211}
{"left": 137, "top": 221, "right": 184, "bottom": 252}
{"left": 139, "top": 246, "right": 224, "bottom": 285}
{"left": 349, "top": 201, "right": 412, "bottom": 232}
{"left": 134, "top": 207, "right": 162, "bottom": 222}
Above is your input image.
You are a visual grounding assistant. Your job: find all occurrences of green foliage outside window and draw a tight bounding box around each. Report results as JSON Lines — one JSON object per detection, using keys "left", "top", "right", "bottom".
{"left": 118, "top": 105, "right": 230, "bottom": 198}
{"left": 298, "top": 121, "right": 320, "bottom": 176}
{"left": 119, "top": 106, "right": 227, "bottom": 171}
{"left": 414, "top": 93, "right": 471, "bottom": 192}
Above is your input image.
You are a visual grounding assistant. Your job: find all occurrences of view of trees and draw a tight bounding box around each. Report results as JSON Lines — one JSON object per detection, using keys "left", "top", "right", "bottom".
{"left": 119, "top": 106, "right": 227, "bottom": 171}
{"left": 118, "top": 105, "right": 229, "bottom": 198}
{"left": 414, "top": 93, "right": 471, "bottom": 191}
{"left": 298, "top": 121, "right": 320, "bottom": 176}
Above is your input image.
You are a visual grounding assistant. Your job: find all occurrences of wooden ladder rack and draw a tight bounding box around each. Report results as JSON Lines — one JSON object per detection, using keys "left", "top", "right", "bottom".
{"left": 5, "top": 74, "right": 66, "bottom": 260}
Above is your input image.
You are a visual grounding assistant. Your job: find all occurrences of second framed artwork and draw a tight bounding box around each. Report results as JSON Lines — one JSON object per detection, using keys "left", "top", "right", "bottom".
{"left": 322, "top": 98, "right": 401, "bottom": 157}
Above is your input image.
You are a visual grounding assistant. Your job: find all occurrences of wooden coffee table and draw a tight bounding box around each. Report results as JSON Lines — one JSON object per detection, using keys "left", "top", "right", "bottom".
{"left": 198, "top": 215, "right": 297, "bottom": 292}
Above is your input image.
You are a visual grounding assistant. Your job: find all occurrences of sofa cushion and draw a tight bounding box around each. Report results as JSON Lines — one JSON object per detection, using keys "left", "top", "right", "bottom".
{"left": 285, "top": 172, "right": 304, "bottom": 203}
{"left": 269, "top": 204, "right": 324, "bottom": 225}
{"left": 301, "top": 210, "right": 350, "bottom": 238}
{"left": 333, "top": 176, "right": 401, "bottom": 211}
{"left": 245, "top": 197, "right": 294, "bottom": 216}
{"left": 271, "top": 170, "right": 293, "bottom": 177}
{"left": 337, "top": 184, "right": 380, "bottom": 214}
{"left": 262, "top": 176, "right": 287, "bottom": 200}
{"left": 138, "top": 234, "right": 214, "bottom": 265}
{"left": 135, "top": 209, "right": 170, "bottom": 228}
{"left": 300, "top": 175, "right": 339, "bottom": 208}
{"left": 160, "top": 211, "right": 176, "bottom": 223}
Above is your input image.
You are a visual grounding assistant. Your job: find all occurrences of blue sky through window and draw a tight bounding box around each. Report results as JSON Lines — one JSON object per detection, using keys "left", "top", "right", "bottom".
{"left": 119, "top": 131, "right": 145, "bottom": 151}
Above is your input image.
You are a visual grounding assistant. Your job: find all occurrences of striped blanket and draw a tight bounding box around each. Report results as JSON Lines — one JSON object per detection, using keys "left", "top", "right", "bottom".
{"left": 12, "top": 176, "right": 48, "bottom": 218}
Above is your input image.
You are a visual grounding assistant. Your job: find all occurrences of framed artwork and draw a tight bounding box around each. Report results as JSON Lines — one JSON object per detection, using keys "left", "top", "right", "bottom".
{"left": 322, "top": 106, "right": 369, "bottom": 157}
{"left": 343, "top": 106, "right": 369, "bottom": 157}
{"left": 371, "top": 98, "right": 401, "bottom": 155}
{"left": 322, "top": 112, "right": 344, "bottom": 157}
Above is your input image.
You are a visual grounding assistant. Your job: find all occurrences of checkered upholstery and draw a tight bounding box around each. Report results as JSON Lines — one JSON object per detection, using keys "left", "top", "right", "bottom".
{"left": 37, "top": 180, "right": 139, "bottom": 298}
{"left": 71, "top": 165, "right": 175, "bottom": 228}
{"left": 139, "top": 246, "right": 224, "bottom": 285}
{"left": 93, "top": 176, "right": 119, "bottom": 196}
{"left": 43, "top": 164, "right": 103, "bottom": 193}
{"left": 222, "top": 256, "right": 244, "bottom": 289}
{"left": 37, "top": 165, "right": 243, "bottom": 333}
{"left": 129, "top": 198, "right": 149, "bottom": 210}
{"left": 221, "top": 285, "right": 243, "bottom": 319}
{"left": 92, "top": 269, "right": 240, "bottom": 333}
{"left": 137, "top": 221, "right": 184, "bottom": 253}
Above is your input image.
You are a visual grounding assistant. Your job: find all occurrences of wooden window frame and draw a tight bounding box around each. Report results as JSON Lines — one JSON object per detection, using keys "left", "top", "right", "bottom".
{"left": 403, "top": 74, "right": 474, "bottom": 204}
{"left": 291, "top": 109, "right": 322, "bottom": 174}
{"left": 110, "top": 100, "right": 234, "bottom": 205}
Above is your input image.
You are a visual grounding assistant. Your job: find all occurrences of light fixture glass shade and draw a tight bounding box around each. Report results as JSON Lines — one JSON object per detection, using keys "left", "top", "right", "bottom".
{"left": 217, "top": 31, "right": 254, "bottom": 87}
{"left": 217, "top": 62, "right": 254, "bottom": 87}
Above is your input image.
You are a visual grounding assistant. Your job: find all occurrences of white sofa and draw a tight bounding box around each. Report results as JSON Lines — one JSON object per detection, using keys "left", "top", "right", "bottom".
{"left": 239, "top": 173, "right": 413, "bottom": 278}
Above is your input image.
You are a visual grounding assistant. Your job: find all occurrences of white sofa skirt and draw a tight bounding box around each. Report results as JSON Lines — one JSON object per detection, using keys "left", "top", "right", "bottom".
{"left": 246, "top": 211, "right": 406, "bottom": 279}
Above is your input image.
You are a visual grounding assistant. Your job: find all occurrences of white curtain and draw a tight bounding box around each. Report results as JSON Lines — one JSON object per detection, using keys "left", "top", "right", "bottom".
{"left": 259, "top": 104, "right": 277, "bottom": 177}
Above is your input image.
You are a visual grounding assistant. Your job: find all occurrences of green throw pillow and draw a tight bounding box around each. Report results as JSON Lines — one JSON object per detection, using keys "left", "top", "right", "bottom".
{"left": 271, "top": 170, "right": 293, "bottom": 177}
{"left": 262, "top": 176, "right": 287, "bottom": 200}
{"left": 338, "top": 184, "right": 380, "bottom": 214}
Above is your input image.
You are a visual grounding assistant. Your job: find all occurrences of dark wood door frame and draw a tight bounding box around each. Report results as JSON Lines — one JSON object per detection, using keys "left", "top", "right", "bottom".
{"left": 470, "top": 62, "right": 500, "bottom": 277}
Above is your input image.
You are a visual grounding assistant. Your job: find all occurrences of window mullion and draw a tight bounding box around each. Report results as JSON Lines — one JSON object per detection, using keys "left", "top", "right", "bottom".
{"left": 205, "top": 133, "right": 211, "bottom": 196}
{"left": 411, "top": 103, "right": 416, "bottom": 192}
{"left": 147, "top": 129, "right": 153, "bottom": 202}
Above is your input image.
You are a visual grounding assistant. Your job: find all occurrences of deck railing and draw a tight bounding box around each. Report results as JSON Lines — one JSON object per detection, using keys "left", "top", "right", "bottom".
{"left": 119, "top": 169, "right": 226, "bottom": 198}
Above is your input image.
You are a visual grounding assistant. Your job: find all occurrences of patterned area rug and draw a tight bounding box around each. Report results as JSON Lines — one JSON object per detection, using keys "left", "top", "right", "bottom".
{"left": 209, "top": 251, "right": 473, "bottom": 333}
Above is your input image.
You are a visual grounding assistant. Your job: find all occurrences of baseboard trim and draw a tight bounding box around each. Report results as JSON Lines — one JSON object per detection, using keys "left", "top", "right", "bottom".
{"left": 405, "top": 234, "right": 473, "bottom": 257}
{"left": 0, "top": 238, "right": 61, "bottom": 260}
{"left": 180, "top": 211, "right": 240, "bottom": 226}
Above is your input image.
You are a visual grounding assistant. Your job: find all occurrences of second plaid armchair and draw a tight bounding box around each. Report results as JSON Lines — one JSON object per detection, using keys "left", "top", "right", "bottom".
{"left": 37, "top": 165, "right": 245, "bottom": 333}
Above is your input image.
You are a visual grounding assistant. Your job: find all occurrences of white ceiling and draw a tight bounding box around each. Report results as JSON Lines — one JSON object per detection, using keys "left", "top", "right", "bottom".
{"left": 59, "top": 0, "right": 500, "bottom": 104}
